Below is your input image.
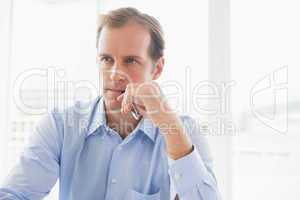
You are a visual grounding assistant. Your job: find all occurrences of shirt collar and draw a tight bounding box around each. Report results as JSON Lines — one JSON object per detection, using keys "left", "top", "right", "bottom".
{"left": 85, "top": 96, "right": 106, "bottom": 137}
{"left": 85, "top": 96, "right": 157, "bottom": 142}
{"left": 134, "top": 116, "right": 157, "bottom": 142}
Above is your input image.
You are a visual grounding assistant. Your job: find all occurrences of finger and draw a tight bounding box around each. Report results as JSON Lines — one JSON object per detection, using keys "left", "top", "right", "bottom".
{"left": 135, "top": 104, "right": 147, "bottom": 117}
{"left": 132, "top": 96, "right": 144, "bottom": 107}
{"left": 121, "top": 84, "right": 134, "bottom": 114}
{"left": 117, "top": 93, "right": 124, "bottom": 102}
{"left": 132, "top": 102, "right": 144, "bottom": 108}
{"left": 124, "top": 102, "right": 134, "bottom": 114}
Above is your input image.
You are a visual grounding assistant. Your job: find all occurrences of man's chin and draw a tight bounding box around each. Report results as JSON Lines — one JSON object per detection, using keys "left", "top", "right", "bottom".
{"left": 104, "top": 98, "right": 122, "bottom": 112}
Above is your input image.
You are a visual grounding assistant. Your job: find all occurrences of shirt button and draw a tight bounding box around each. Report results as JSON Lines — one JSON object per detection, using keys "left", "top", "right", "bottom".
{"left": 111, "top": 178, "right": 117, "bottom": 184}
{"left": 117, "top": 146, "right": 122, "bottom": 151}
{"left": 174, "top": 173, "right": 182, "bottom": 181}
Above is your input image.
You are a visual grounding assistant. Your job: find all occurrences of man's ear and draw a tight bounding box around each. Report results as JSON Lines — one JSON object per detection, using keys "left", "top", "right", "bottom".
{"left": 151, "top": 57, "right": 164, "bottom": 80}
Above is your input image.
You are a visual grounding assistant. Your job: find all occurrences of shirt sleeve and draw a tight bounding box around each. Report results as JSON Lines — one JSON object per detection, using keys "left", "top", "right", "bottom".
{"left": 0, "top": 110, "right": 63, "bottom": 200}
{"left": 168, "top": 116, "right": 222, "bottom": 200}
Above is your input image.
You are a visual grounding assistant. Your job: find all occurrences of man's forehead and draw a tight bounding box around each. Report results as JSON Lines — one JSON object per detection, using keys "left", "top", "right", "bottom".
{"left": 98, "top": 23, "right": 151, "bottom": 57}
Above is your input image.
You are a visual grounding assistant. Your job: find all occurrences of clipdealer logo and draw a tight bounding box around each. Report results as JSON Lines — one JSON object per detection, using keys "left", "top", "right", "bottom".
{"left": 250, "top": 66, "right": 288, "bottom": 134}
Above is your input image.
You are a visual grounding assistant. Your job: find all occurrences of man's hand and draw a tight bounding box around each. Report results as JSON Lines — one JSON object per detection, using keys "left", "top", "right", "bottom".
{"left": 116, "top": 80, "right": 163, "bottom": 118}
{"left": 117, "top": 81, "right": 193, "bottom": 160}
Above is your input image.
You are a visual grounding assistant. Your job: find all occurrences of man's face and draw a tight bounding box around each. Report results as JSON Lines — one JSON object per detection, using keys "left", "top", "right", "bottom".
{"left": 97, "top": 22, "right": 160, "bottom": 111}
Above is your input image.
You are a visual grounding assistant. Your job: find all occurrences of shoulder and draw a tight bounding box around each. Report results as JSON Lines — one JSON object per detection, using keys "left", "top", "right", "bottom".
{"left": 178, "top": 114, "right": 202, "bottom": 134}
{"left": 179, "top": 114, "right": 213, "bottom": 163}
{"left": 39, "top": 96, "right": 101, "bottom": 137}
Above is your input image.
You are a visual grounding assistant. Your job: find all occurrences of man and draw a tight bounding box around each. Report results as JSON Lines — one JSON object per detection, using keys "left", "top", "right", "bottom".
{"left": 0, "top": 7, "right": 221, "bottom": 200}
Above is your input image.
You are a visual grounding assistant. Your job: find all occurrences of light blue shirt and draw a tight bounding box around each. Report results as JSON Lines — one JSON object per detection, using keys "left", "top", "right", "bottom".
{"left": 0, "top": 96, "right": 221, "bottom": 200}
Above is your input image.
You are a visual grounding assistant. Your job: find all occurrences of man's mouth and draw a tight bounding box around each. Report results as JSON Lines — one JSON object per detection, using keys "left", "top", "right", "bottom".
{"left": 106, "top": 88, "right": 126, "bottom": 94}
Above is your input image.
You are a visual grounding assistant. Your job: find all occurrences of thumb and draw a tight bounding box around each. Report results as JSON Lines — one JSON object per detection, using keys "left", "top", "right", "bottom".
{"left": 117, "top": 93, "right": 124, "bottom": 102}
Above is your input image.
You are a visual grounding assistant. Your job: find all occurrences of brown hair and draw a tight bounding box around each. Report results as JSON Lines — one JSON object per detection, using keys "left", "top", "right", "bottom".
{"left": 96, "top": 7, "right": 165, "bottom": 62}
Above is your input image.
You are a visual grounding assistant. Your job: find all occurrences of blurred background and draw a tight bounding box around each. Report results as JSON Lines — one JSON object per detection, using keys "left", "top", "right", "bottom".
{"left": 0, "top": 0, "right": 299, "bottom": 200}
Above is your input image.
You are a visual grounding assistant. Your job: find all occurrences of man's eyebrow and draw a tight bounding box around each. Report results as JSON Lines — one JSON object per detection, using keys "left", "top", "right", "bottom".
{"left": 124, "top": 55, "right": 143, "bottom": 60}
{"left": 98, "top": 53, "right": 112, "bottom": 57}
{"left": 97, "top": 53, "right": 144, "bottom": 60}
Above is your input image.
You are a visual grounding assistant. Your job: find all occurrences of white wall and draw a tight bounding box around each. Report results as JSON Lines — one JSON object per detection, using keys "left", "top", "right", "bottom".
{"left": 0, "top": 0, "right": 12, "bottom": 183}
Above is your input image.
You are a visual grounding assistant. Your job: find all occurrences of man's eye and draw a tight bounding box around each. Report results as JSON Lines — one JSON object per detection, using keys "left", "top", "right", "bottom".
{"left": 125, "top": 57, "right": 137, "bottom": 65}
{"left": 100, "top": 57, "right": 113, "bottom": 64}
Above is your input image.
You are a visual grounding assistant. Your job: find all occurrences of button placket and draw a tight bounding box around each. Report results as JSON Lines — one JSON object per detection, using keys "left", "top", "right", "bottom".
{"left": 105, "top": 142, "right": 122, "bottom": 200}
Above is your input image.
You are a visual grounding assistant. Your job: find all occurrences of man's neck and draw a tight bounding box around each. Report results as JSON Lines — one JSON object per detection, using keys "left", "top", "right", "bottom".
{"left": 104, "top": 106, "right": 141, "bottom": 139}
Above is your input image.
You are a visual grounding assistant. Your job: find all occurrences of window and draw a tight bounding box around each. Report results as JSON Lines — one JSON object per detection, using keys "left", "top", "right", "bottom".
{"left": 231, "top": 0, "right": 300, "bottom": 199}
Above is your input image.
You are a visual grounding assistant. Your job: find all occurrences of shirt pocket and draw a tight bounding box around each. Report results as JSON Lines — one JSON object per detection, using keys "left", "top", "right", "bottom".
{"left": 124, "top": 189, "right": 161, "bottom": 200}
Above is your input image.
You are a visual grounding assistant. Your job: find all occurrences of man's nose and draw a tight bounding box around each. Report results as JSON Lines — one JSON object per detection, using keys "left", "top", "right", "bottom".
{"left": 109, "top": 65, "right": 126, "bottom": 82}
